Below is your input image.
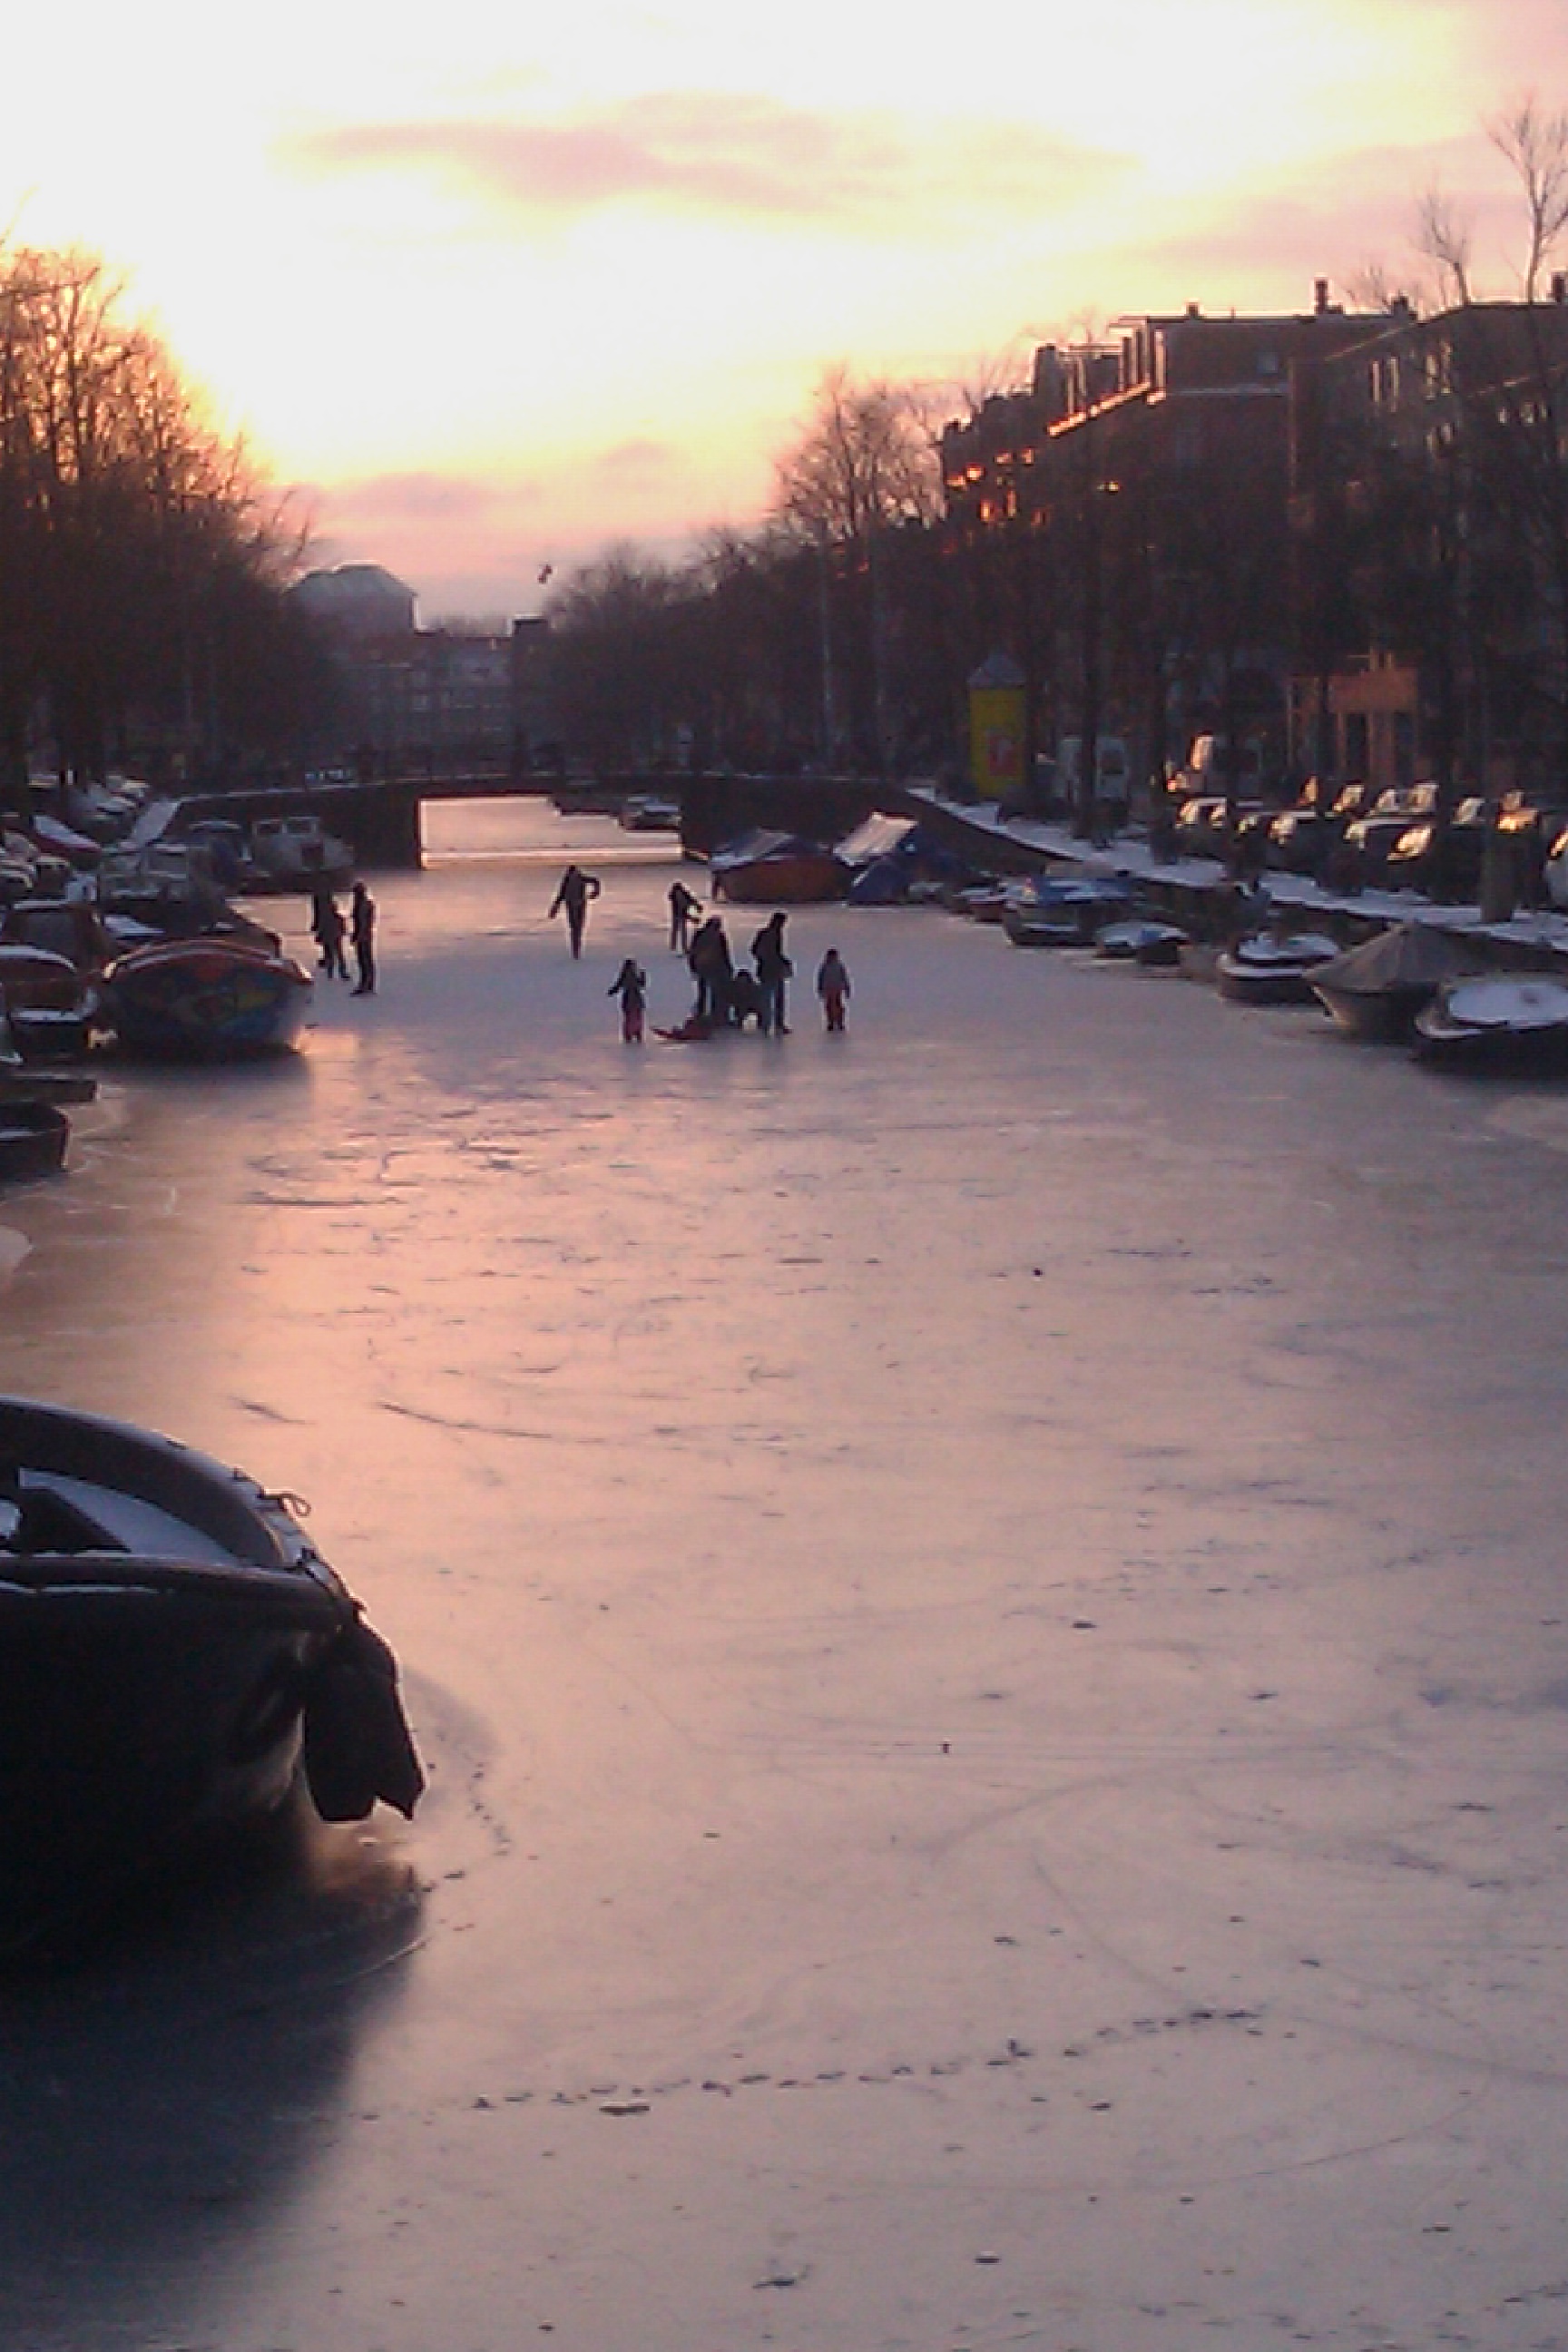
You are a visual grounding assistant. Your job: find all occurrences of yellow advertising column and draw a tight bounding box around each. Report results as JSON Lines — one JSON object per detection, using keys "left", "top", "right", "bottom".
{"left": 968, "top": 652, "right": 1026, "bottom": 801}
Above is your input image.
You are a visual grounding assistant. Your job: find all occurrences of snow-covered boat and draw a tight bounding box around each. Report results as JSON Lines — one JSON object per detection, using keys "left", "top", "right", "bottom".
{"left": 1413, "top": 975, "right": 1568, "bottom": 1071}
{"left": 0, "top": 1396, "right": 422, "bottom": 1955}
{"left": 1309, "top": 923, "right": 1486, "bottom": 1042}
{"left": 1093, "top": 917, "right": 1190, "bottom": 966}
{"left": 102, "top": 936, "right": 312, "bottom": 1060}
{"left": 1215, "top": 931, "right": 1340, "bottom": 1004}
{"left": 1002, "top": 874, "right": 1136, "bottom": 946}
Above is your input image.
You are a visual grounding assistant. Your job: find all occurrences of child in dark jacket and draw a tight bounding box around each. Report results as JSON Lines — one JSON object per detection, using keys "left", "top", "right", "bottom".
{"left": 608, "top": 958, "right": 647, "bottom": 1043}
{"left": 816, "top": 947, "right": 850, "bottom": 1032}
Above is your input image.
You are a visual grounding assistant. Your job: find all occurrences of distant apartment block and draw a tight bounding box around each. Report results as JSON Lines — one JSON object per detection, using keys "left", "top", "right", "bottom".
{"left": 291, "top": 565, "right": 521, "bottom": 771}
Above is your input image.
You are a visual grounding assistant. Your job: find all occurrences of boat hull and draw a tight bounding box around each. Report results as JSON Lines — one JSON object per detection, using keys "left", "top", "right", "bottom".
{"left": 0, "top": 1100, "right": 68, "bottom": 1181}
{"left": 104, "top": 938, "right": 312, "bottom": 1060}
{"left": 1216, "top": 937, "right": 1339, "bottom": 1005}
{"left": 713, "top": 855, "right": 846, "bottom": 903}
{"left": 1311, "top": 981, "right": 1434, "bottom": 1042}
{"left": 1413, "top": 977, "right": 1568, "bottom": 1072}
{"left": 0, "top": 1396, "right": 421, "bottom": 1956}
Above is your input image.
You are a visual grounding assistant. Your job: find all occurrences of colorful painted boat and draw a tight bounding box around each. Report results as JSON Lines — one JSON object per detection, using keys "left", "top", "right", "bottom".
{"left": 710, "top": 830, "right": 847, "bottom": 904}
{"left": 0, "top": 1396, "right": 422, "bottom": 1955}
{"left": 103, "top": 936, "right": 312, "bottom": 1059}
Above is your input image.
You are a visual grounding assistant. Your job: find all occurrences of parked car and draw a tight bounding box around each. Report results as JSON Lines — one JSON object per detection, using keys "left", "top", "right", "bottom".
{"left": 1494, "top": 798, "right": 1568, "bottom": 901}
{"left": 1173, "top": 795, "right": 1229, "bottom": 852}
{"left": 1339, "top": 785, "right": 1440, "bottom": 887}
{"left": 1268, "top": 803, "right": 1339, "bottom": 876}
{"left": 1384, "top": 798, "right": 1489, "bottom": 899}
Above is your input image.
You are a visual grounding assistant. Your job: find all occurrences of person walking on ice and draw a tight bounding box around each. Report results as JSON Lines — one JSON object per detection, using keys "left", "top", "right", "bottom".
{"left": 608, "top": 956, "right": 647, "bottom": 1043}
{"left": 348, "top": 879, "right": 377, "bottom": 995}
{"left": 817, "top": 946, "right": 850, "bottom": 1033}
{"left": 667, "top": 879, "right": 702, "bottom": 954}
{"left": 550, "top": 865, "right": 601, "bottom": 958}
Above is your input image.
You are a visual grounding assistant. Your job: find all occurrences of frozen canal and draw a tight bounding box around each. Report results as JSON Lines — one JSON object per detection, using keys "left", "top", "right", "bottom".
{"left": 3, "top": 801, "right": 1568, "bottom": 2351}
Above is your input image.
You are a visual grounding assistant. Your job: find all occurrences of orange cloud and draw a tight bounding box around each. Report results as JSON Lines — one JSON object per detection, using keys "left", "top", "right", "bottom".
{"left": 283, "top": 93, "right": 1126, "bottom": 234}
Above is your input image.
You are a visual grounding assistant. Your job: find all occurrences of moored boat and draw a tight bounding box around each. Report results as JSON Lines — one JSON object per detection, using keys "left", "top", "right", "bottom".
{"left": 0, "top": 943, "right": 95, "bottom": 1061}
{"left": 1413, "top": 975, "right": 1568, "bottom": 1071}
{"left": 1215, "top": 930, "right": 1340, "bottom": 1004}
{"left": 1003, "top": 874, "right": 1136, "bottom": 946}
{"left": 0, "top": 1396, "right": 423, "bottom": 1955}
{"left": 1309, "top": 922, "right": 1486, "bottom": 1042}
{"left": 103, "top": 936, "right": 312, "bottom": 1060}
{"left": 710, "top": 829, "right": 846, "bottom": 904}
{"left": 0, "top": 1100, "right": 69, "bottom": 1182}
{"left": 1093, "top": 917, "right": 1190, "bottom": 966}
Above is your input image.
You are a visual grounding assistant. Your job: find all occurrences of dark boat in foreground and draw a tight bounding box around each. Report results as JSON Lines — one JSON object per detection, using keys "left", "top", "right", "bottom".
{"left": 102, "top": 936, "right": 312, "bottom": 1060}
{"left": 1413, "top": 975, "right": 1568, "bottom": 1072}
{"left": 0, "top": 1396, "right": 422, "bottom": 1956}
{"left": 1309, "top": 922, "right": 1487, "bottom": 1042}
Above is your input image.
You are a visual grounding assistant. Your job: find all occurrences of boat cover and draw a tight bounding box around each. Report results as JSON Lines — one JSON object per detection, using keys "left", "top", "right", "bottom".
{"left": 1311, "top": 923, "right": 1484, "bottom": 995}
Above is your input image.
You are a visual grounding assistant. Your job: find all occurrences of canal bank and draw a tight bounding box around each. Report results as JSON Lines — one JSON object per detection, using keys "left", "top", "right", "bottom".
{"left": 900, "top": 782, "right": 1568, "bottom": 970}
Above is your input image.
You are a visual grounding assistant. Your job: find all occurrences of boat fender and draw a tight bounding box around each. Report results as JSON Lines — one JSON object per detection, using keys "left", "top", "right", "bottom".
{"left": 301, "top": 1612, "right": 425, "bottom": 1822}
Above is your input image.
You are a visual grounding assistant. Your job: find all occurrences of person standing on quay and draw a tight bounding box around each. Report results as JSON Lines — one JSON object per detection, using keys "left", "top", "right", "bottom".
{"left": 550, "top": 864, "right": 601, "bottom": 958}
{"left": 608, "top": 956, "right": 647, "bottom": 1043}
{"left": 817, "top": 946, "right": 851, "bottom": 1033}
{"left": 349, "top": 879, "right": 377, "bottom": 995}
{"left": 752, "top": 910, "right": 792, "bottom": 1034}
{"left": 668, "top": 878, "right": 702, "bottom": 954}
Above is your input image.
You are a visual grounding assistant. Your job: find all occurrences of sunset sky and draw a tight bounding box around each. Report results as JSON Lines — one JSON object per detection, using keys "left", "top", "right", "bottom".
{"left": 8, "top": 0, "right": 1568, "bottom": 618}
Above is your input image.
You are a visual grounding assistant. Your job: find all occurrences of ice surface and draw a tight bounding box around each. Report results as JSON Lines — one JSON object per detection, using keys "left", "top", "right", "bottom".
{"left": 2, "top": 801, "right": 1567, "bottom": 2350}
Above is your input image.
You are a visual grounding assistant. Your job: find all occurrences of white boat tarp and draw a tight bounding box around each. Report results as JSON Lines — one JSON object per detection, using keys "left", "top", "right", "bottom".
{"left": 835, "top": 814, "right": 916, "bottom": 867}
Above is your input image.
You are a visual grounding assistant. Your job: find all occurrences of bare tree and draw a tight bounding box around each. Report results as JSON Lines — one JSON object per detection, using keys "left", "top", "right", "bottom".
{"left": 1490, "top": 94, "right": 1568, "bottom": 303}
{"left": 1415, "top": 182, "right": 1475, "bottom": 308}
{"left": 772, "top": 366, "right": 939, "bottom": 546}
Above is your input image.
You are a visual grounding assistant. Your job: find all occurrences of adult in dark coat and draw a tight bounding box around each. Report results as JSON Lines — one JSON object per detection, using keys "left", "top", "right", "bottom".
{"left": 751, "top": 911, "right": 792, "bottom": 1034}
{"left": 349, "top": 880, "right": 377, "bottom": 995}
{"left": 689, "top": 916, "right": 733, "bottom": 1024}
{"left": 549, "top": 865, "right": 602, "bottom": 957}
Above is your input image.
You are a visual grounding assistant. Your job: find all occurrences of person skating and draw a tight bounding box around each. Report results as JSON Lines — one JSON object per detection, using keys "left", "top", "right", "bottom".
{"left": 608, "top": 957, "right": 648, "bottom": 1043}
{"left": 549, "top": 865, "right": 601, "bottom": 958}
{"left": 752, "top": 911, "right": 792, "bottom": 1034}
{"left": 349, "top": 879, "right": 377, "bottom": 995}
{"left": 817, "top": 947, "right": 851, "bottom": 1033}
{"left": 668, "top": 879, "right": 702, "bottom": 954}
